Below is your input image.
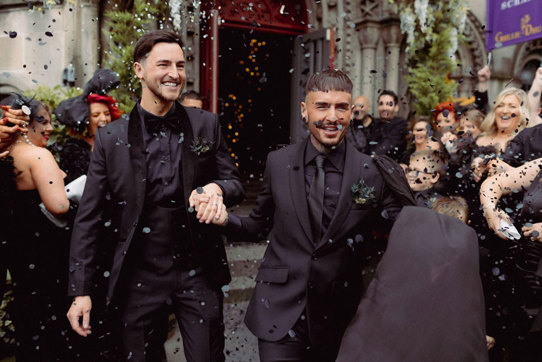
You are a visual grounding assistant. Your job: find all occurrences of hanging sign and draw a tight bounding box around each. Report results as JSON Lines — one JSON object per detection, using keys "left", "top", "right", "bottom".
{"left": 486, "top": 0, "right": 542, "bottom": 50}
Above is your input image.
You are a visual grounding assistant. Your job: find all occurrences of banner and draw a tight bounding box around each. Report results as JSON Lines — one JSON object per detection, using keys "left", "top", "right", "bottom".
{"left": 486, "top": 0, "right": 542, "bottom": 50}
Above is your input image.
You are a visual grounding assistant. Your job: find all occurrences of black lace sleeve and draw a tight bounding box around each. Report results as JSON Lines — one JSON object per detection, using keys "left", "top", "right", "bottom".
{"left": 52, "top": 138, "right": 91, "bottom": 184}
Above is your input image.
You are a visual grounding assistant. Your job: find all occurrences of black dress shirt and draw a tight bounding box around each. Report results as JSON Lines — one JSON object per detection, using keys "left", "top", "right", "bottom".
{"left": 137, "top": 102, "right": 185, "bottom": 207}
{"left": 304, "top": 140, "right": 346, "bottom": 237}
{"left": 346, "top": 118, "right": 369, "bottom": 153}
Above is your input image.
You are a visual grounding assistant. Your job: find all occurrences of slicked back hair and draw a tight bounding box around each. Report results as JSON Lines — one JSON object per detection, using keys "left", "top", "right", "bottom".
{"left": 133, "top": 30, "right": 184, "bottom": 63}
{"left": 378, "top": 90, "right": 399, "bottom": 105}
{"left": 305, "top": 69, "right": 353, "bottom": 97}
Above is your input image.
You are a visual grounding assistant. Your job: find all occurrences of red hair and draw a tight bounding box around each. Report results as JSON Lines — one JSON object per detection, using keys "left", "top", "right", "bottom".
{"left": 87, "top": 94, "right": 123, "bottom": 120}
{"left": 433, "top": 102, "right": 456, "bottom": 124}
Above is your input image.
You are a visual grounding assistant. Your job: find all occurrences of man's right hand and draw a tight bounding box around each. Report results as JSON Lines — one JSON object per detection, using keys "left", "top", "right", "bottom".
{"left": 67, "top": 295, "right": 93, "bottom": 337}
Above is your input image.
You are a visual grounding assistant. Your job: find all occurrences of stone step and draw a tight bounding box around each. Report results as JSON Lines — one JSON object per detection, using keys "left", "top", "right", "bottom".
{"left": 224, "top": 243, "right": 266, "bottom": 304}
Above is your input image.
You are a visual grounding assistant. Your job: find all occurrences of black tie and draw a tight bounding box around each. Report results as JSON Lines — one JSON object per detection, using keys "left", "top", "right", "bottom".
{"left": 308, "top": 154, "right": 325, "bottom": 242}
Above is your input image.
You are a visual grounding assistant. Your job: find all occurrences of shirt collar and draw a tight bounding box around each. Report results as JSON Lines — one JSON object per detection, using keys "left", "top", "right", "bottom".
{"left": 304, "top": 138, "right": 346, "bottom": 171}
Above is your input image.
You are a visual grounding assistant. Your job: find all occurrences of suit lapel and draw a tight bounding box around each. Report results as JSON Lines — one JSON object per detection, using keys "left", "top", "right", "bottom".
{"left": 179, "top": 105, "right": 196, "bottom": 204}
{"left": 127, "top": 106, "right": 147, "bottom": 217}
{"left": 317, "top": 142, "right": 361, "bottom": 248}
{"left": 289, "top": 138, "right": 313, "bottom": 242}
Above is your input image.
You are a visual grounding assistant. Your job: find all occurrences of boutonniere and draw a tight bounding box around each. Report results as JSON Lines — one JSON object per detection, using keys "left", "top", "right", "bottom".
{"left": 190, "top": 136, "right": 214, "bottom": 155}
{"left": 351, "top": 178, "right": 376, "bottom": 205}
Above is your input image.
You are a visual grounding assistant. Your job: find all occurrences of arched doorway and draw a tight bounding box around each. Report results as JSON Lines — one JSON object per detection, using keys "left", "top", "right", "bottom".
{"left": 200, "top": 1, "right": 308, "bottom": 176}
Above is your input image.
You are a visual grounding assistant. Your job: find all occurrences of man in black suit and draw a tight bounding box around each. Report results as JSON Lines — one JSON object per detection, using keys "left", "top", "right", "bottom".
{"left": 212, "top": 69, "right": 402, "bottom": 361}
{"left": 66, "top": 30, "right": 243, "bottom": 361}
{"left": 368, "top": 90, "right": 407, "bottom": 162}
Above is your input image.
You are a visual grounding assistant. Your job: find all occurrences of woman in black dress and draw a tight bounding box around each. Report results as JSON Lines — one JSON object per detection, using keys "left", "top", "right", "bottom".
{"left": 481, "top": 158, "right": 542, "bottom": 361}
{"left": 1, "top": 94, "right": 74, "bottom": 361}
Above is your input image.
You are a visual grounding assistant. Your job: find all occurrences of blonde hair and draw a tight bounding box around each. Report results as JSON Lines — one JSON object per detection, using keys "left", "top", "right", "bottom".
{"left": 459, "top": 109, "right": 485, "bottom": 129}
{"left": 480, "top": 87, "right": 531, "bottom": 136}
{"left": 432, "top": 196, "right": 469, "bottom": 223}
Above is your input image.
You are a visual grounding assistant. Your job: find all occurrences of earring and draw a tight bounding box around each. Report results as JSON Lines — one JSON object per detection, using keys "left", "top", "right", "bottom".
{"left": 302, "top": 117, "right": 306, "bottom": 122}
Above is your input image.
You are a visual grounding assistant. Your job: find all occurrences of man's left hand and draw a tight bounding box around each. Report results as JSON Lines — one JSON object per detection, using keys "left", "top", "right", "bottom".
{"left": 189, "top": 183, "right": 224, "bottom": 224}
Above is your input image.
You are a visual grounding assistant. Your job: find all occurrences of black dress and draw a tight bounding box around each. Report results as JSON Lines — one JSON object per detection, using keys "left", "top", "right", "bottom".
{"left": 51, "top": 138, "right": 91, "bottom": 184}
{"left": 9, "top": 190, "right": 74, "bottom": 361}
{"left": 504, "top": 168, "right": 542, "bottom": 361}
{"left": 0, "top": 157, "right": 17, "bottom": 357}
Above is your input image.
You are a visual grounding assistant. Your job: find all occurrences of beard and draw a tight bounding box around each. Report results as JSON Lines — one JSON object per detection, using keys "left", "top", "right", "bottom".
{"left": 146, "top": 81, "right": 184, "bottom": 103}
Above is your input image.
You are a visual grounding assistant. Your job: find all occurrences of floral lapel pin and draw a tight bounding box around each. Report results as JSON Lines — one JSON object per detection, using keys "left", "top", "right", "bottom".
{"left": 351, "top": 178, "right": 376, "bottom": 205}
{"left": 190, "top": 136, "right": 214, "bottom": 155}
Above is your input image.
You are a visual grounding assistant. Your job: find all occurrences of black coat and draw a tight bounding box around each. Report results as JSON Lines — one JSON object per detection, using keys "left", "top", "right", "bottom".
{"left": 68, "top": 103, "right": 244, "bottom": 301}
{"left": 337, "top": 207, "right": 488, "bottom": 362}
{"left": 229, "top": 138, "right": 401, "bottom": 344}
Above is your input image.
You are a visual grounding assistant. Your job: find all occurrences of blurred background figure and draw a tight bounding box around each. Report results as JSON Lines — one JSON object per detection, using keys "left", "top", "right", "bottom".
{"left": 180, "top": 90, "right": 203, "bottom": 109}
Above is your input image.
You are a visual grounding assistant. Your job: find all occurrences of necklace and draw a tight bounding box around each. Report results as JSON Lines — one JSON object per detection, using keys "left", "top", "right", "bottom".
{"left": 11, "top": 133, "right": 35, "bottom": 148}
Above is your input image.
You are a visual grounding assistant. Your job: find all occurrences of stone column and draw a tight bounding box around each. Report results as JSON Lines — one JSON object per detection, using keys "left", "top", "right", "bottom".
{"left": 357, "top": 21, "right": 379, "bottom": 104}
{"left": 382, "top": 20, "right": 401, "bottom": 93}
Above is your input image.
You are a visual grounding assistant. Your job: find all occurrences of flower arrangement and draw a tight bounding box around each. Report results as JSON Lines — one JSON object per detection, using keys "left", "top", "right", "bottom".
{"left": 351, "top": 179, "right": 376, "bottom": 206}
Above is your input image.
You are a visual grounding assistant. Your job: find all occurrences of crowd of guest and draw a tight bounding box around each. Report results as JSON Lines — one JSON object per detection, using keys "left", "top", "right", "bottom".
{"left": 346, "top": 65, "right": 542, "bottom": 361}
{"left": 1, "top": 60, "right": 542, "bottom": 361}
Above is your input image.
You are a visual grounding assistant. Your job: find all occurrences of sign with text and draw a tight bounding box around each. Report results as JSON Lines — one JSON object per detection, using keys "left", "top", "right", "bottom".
{"left": 486, "top": 0, "right": 542, "bottom": 50}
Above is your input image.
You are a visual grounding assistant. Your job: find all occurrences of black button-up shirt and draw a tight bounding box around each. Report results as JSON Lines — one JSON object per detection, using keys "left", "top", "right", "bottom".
{"left": 304, "top": 140, "right": 346, "bottom": 236}
{"left": 137, "top": 102, "right": 185, "bottom": 208}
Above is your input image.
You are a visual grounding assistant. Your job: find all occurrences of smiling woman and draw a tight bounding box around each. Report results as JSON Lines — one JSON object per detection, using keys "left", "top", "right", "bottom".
{"left": 476, "top": 87, "right": 532, "bottom": 152}
{"left": 0, "top": 93, "right": 75, "bottom": 360}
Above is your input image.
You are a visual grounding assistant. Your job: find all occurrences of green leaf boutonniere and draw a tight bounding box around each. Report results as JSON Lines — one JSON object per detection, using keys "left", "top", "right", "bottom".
{"left": 190, "top": 137, "right": 215, "bottom": 155}
{"left": 351, "top": 179, "right": 376, "bottom": 205}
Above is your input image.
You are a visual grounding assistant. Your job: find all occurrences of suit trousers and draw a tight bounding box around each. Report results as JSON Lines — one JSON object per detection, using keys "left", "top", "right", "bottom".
{"left": 118, "top": 266, "right": 225, "bottom": 362}
{"left": 257, "top": 311, "right": 341, "bottom": 362}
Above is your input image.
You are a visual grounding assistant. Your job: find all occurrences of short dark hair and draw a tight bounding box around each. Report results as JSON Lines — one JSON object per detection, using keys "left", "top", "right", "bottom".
{"left": 305, "top": 68, "right": 353, "bottom": 96}
{"left": 410, "top": 149, "right": 447, "bottom": 177}
{"left": 180, "top": 90, "right": 202, "bottom": 102}
{"left": 133, "top": 30, "right": 184, "bottom": 63}
{"left": 378, "top": 90, "right": 399, "bottom": 105}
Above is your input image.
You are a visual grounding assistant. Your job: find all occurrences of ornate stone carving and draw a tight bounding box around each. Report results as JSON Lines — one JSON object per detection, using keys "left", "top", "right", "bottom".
{"left": 359, "top": 0, "right": 380, "bottom": 20}
{"left": 218, "top": 0, "right": 307, "bottom": 34}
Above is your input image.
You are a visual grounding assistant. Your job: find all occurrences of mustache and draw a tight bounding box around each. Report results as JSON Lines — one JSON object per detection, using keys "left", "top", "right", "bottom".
{"left": 312, "top": 120, "right": 343, "bottom": 130}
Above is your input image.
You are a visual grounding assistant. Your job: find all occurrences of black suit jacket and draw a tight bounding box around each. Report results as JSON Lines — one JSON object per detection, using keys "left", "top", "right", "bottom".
{"left": 229, "top": 138, "right": 400, "bottom": 344}
{"left": 68, "top": 103, "right": 244, "bottom": 300}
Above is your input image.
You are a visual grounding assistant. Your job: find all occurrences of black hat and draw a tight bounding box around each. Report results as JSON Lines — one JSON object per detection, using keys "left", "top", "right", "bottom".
{"left": 53, "top": 68, "right": 120, "bottom": 133}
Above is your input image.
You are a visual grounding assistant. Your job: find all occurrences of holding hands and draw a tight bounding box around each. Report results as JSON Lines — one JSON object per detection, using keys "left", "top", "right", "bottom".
{"left": 189, "top": 182, "right": 228, "bottom": 224}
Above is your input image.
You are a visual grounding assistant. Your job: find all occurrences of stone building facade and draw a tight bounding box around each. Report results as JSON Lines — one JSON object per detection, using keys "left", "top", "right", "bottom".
{"left": 0, "top": 0, "right": 540, "bottom": 133}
